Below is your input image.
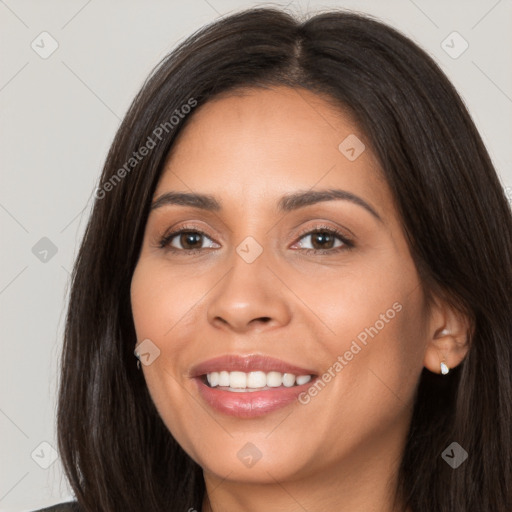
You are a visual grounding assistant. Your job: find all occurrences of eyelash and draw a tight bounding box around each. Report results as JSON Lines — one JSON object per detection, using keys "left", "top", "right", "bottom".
{"left": 158, "top": 223, "right": 354, "bottom": 256}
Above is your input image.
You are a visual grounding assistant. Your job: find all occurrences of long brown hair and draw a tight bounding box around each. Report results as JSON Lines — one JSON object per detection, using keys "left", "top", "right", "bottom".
{"left": 58, "top": 7, "right": 512, "bottom": 511}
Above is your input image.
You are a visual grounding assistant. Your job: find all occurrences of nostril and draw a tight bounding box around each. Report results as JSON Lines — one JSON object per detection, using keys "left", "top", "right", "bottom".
{"left": 248, "top": 317, "right": 273, "bottom": 327}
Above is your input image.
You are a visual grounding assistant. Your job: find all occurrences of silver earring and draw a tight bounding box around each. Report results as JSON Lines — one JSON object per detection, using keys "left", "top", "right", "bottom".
{"left": 440, "top": 361, "right": 450, "bottom": 375}
{"left": 134, "top": 350, "right": 141, "bottom": 370}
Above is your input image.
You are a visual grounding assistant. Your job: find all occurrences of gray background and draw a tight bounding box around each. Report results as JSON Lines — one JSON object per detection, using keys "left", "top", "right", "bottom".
{"left": 1, "top": 1, "right": 511, "bottom": 510}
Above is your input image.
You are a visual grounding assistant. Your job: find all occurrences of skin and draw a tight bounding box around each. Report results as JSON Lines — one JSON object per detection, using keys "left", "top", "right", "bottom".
{"left": 130, "top": 86, "right": 469, "bottom": 512}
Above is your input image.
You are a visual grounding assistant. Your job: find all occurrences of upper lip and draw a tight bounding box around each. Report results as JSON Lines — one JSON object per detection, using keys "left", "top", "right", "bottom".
{"left": 189, "top": 354, "right": 317, "bottom": 378}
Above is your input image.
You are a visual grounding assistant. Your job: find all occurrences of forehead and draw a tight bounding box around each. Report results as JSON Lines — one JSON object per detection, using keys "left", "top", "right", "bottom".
{"left": 156, "top": 86, "right": 391, "bottom": 217}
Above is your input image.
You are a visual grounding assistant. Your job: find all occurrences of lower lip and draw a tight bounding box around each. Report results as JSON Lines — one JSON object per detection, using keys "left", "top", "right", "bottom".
{"left": 194, "top": 377, "right": 315, "bottom": 418}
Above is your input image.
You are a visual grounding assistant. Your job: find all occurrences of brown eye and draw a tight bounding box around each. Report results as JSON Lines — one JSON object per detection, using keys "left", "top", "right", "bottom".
{"left": 308, "top": 231, "right": 337, "bottom": 250}
{"left": 159, "top": 228, "right": 219, "bottom": 252}
{"left": 176, "top": 232, "right": 203, "bottom": 250}
{"left": 294, "top": 228, "right": 350, "bottom": 253}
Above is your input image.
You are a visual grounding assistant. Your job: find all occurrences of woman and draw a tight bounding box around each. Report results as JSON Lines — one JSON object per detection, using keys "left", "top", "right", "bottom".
{"left": 36, "top": 6, "right": 512, "bottom": 512}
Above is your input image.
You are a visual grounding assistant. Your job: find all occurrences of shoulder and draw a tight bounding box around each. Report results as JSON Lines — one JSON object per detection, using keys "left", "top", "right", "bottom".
{"left": 31, "top": 502, "right": 80, "bottom": 512}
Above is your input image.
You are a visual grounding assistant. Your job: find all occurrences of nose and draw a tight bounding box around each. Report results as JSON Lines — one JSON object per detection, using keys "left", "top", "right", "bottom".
{"left": 206, "top": 250, "right": 292, "bottom": 334}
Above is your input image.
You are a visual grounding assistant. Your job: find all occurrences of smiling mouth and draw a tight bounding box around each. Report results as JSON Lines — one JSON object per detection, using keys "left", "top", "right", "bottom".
{"left": 201, "top": 370, "right": 315, "bottom": 392}
{"left": 191, "top": 354, "right": 319, "bottom": 417}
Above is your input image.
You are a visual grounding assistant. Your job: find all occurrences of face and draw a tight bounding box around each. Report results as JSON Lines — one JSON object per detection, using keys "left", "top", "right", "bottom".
{"left": 130, "top": 86, "right": 430, "bottom": 486}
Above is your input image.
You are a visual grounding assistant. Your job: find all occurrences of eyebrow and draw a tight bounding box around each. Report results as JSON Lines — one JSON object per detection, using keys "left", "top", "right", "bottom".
{"left": 151, "top": 188, "right": 382, "bottom": 222}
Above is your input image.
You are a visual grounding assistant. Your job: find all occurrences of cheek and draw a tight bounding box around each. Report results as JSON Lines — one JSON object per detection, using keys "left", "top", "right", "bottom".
{"left": 287, "top": 254, "right": 419, "bottom": 351}
{"left": 130, "top": 258, "right": 205, "bottom": 343}
{"left": 331, "top": 283, "right": 427, "bottom": 417}
{"left": 130, "top": 261, "right": 193, "bottom": 406}
{"left": 298, "top": 255, "right": 427, "bottom": 409}
{"left": 130, "top": 260, "right": 205, "bottom": 457}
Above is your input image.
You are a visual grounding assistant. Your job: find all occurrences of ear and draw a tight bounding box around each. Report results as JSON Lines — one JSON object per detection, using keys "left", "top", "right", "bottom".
{"left": 423, "top": 297, "right": 471, "bottom": 375}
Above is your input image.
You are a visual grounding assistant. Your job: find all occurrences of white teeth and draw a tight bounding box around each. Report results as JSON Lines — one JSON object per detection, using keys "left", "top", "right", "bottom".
{"left": 207, "top": 372, "right": 219, "bottom": 387}
{"left": 267, "top": 371, "right": 282, "bottom": 387}
{"left": 282, "top": 373, "right": 296, "bottom": 387}
{"left": 247, "top": 371, "right": 267, "bottom": 388}
{"left": 218, "top": 371, "right": 230, "bottom": 387}
{"left": 229, "top": 371, "right": 247, "bottom": 388}
{"left": 296, "top": 375, "right": 312, "bottom": 385}
{"left": 205, "top": 370, "right": 313, "bottom": 390}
